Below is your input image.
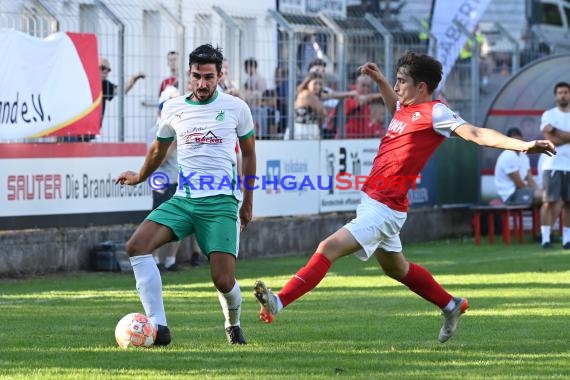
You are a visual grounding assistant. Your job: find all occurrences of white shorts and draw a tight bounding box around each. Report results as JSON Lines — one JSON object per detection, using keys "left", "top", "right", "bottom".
{"left": 344, "top": 192, "right": 407, "bottom": 260}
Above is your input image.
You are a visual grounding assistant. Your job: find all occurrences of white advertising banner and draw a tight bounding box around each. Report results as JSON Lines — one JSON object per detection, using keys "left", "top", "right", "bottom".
{"left": 0, "top": 31, "right": 101, "bottom": 139}
{"left": 254, "top": 140, "right": 321, "bottom": 217}
{"left": 0, "top": 157, "right": 151, "bottom": 217}
{"left": 319, "top": 139, "right": 379, "bottom": 212}
{"left": 0, "top": 144, "right": 150, "bottom": 217}
{"left": 429, "top": 0, "right": 492, "bottom": 88}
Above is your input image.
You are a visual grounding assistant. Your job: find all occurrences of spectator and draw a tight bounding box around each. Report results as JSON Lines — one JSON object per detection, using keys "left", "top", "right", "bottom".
{"left": 328, "top": 74, "right": 384, "bottom": 139}
{"left": 243, "top": 57, "right": 267, "bottom": 105}
{"left": 493, "top": 128, "right": 541, "bottom": 206}
{"left": 274, "top": 65, "right": 289, "bottom": 135}
{"left": 100, "top": 57, "right": 145, "bottom": 119}
{"left": 251, "top": 89, "right": 280, "bottom": 139}
{"left": 536, "top": 153, "right": 564, "bottom": 242}
{"left": 60, "top": 57, "right": 144, "bottom": 142}
{"left": 539, "top": 81, "right": 570, "bottom": 249}
{"left": 304, "top": 58, "right": 357, "bottom": 137}
{"left": 218, "top": 59, "right": 240, "bottom": 97}
{"left": 159, "top": 51, "right": 179, "bottom": 95}
{"left": 285, "top": 71, "right": 328, "bottom": 140}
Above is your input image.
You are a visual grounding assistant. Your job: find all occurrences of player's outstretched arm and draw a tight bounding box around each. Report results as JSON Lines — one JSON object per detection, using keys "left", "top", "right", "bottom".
{"left": 116, "top": 139, "right": 172, "bottom": 185}
{"left": 359, "top": 62, "right": 397, "bottom": 115}
{"left": 453, "top": 123, "right": 556, "bottom": 156}
{"left": 239, "top": 135, "right": 256, "bottom": 231}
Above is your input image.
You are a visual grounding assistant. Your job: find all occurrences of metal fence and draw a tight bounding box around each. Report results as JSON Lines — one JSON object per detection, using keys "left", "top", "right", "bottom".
{"left": 1, "top": 0, "right": 554, "bottom": 143}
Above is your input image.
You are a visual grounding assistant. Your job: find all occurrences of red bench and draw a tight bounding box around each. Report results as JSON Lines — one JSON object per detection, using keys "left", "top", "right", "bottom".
{"left": 471, "top": 205, "right": 528, "bottom": 245}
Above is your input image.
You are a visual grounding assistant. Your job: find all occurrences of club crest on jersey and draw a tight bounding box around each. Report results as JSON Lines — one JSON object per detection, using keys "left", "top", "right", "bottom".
{"left": 411, "top": 111, "right": 421, "bottom": 122}
{"left": 215, "top": 110, "right": 225, "bottom": 121}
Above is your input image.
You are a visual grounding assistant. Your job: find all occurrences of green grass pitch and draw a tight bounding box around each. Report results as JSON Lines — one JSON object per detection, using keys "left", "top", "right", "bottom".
{"left": 1, "top": 239, "right": 569, "bottom": 379}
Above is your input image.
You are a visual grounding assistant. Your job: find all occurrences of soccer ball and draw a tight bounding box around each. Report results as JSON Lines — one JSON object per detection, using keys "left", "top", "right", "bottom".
{"left": 115, "top": 313, "right": 157, "bottom": 349}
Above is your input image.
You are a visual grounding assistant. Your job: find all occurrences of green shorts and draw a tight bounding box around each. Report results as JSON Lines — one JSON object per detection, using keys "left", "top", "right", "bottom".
{"left": 146, "top": 194, "right": 240, "bottom": 257}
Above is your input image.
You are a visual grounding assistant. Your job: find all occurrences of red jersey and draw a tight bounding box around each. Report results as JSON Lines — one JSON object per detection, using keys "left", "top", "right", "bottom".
{"left": 362, "top": 101, "right": 465, "bottom": 212}
{"left": 159, "top": 76, "right": 178, "bottom": 96}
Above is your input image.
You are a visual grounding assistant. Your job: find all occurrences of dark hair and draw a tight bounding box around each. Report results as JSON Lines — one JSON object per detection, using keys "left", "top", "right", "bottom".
{"left": 554, "top": 81, "right": 570, "bottom": 94}
{"left": 167, "top": 51, "right": 178, "bottom": 56}
{"left": 506, "top": 127, "right": 523, "bottom": 138}
{"left": 189, "top": 44, "right": 224, "bottom": 73}
{"left": 308, "top": 58, "right": 326, "bottom": 70}
{"left": 297, "top": 71, "right": 324, "bottom": 92}
{"left": 396, "top": 51, "right": 442, "bottom": 94}
{"left": 262, "top": 89, "right": 276, "bottom": 99}
{"left": 244, "top": 58, "right": 258, "bottom": 69}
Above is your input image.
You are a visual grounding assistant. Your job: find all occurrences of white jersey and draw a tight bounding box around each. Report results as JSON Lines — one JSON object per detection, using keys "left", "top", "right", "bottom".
{"left": 540, "top": 107, "right": 570, "bottom": 171}
{"left": 494, "top": 150, "right": 530, "bottom": 202}
{"left": 157, "top": 90, "right": 254, "bottom": 199}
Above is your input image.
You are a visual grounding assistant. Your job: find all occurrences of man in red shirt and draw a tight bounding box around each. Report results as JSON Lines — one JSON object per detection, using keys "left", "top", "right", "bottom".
{"left": 254, "top": 51, "right": 555, "bottom": 343}
{"left": 158, "top": 51, "right": 179, "bottom": 96}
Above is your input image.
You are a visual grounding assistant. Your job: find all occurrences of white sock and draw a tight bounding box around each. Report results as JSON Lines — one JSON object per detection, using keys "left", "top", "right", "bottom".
{"left": 164, "top": 256, "right": 176, "bottom": 268}
{"left": 217, "top": 280, "right": 242, "bottom": 328}
{"left": 563, "top": 227, "right": 570, "bottom": 245}
{"left": 276, "top": 295, "right": 284, "bottom": 312}
{"left": 541, "top": 225, "right": 551, "bottom": 244}
{"left": 130, "top": 254, "right": 167, "bottom": 326}
{"left": 443, "top": 299, "right": 456, "bottom": 312}
{"left": 153, "top": 255, "right": 160, "bottom": 264}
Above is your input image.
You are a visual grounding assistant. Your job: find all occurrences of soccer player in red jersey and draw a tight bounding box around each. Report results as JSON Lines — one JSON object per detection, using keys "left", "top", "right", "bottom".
{"left": 254, "top": 51, "right": 556, "bottom": 343}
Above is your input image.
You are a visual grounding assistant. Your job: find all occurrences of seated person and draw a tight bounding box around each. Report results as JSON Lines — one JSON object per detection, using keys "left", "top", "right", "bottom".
{"left": 494, "top": 128, "right": 541, "bottom": 206}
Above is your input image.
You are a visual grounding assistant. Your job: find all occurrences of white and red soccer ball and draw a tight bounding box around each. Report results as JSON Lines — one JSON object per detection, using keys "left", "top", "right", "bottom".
{"left": 115, "top": 313, "right": 157, "bottom": 349}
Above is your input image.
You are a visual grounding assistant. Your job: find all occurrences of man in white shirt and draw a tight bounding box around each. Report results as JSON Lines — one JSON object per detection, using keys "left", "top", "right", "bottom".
{"left": 540, "top": 82, "right": 570, "bottom": 249}
{"left": 494, "top": 128, "right": 541, "bottom": 206}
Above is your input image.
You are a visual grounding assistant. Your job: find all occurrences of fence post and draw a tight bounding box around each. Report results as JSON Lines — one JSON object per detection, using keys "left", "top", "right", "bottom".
{"left": 495, "top": 21, "right": 520, "bottom": 74}
{"left": 95, "top": 0, "right": 125, "bottom": 142}
{"left": 364, "top": 13, "right": 392, "bottom": 131}
{"left": 318, "top": 12, "right": 346, "bottom": 138}
{"left": 212, "top": 6, "right": 243, "bottom": 90}
{"left": 268, "top": 9, "right": 297, "bottom": 139}
{"left": 159, "top": 4, "right": 186, "bottom": 95}
{"left": 453, "top": 20, "right": 479, "bottom": 126}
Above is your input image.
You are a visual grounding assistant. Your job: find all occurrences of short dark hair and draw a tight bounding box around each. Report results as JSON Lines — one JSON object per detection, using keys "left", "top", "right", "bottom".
{"left": 396, "top": 51, "right": 442, "bottom": 94}
{"left": 189, "top": 44, "right": 224, "bottom": 73}
{"left": 167, "top": 51, "right": 178, "bottom": 56}
{"left": 554, "top": 81, "right": 570, "bottom": 94}
{"left": 244, "top": 58, "right": 258, "bottom": 69}
{"left": 308, "top": 58, "right": 326, "bottom": 70}
{"left": 506, "top": 127, "right": 523, "bottom": 138}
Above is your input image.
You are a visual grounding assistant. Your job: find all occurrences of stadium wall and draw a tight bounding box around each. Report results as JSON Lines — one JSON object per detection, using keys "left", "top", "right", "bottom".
{"left": 0, "top": 206, "right": 471, "bottom": 277}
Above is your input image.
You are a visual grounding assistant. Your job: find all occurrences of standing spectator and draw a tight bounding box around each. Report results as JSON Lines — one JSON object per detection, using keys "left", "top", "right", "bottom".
{"left": 251, "top": 89, "right": 279, "bottom": 139}
{"left": 60, "top": 57, "right": 144, "bottom": 142}
{"left": 537, "top": 153, "right": 564, "bottom": 242}
{"left": 218, "top": 59, "right": 240, "bottom": 97}
{"left": 243, "top": 57, "right": 267, "bottom": 105}
{"left": 150, "top": 86, "right": 183, "bottom": 271}
{"left": 100, "top": 57, "right": 145, "bottom": 121}
{"left": 539, "top": 81, "right": 570, "bottom": 249}
{"left": 275, "top": 65, "right": 289, "bottom": 135}
{"left": 494, "top": 128, "right": 541, "bottom": 206}
{"left": 329, "top": 74, "right": 384, "bottom": 139}
{"left": 158, "top": 51, "right": 179, "bottom": 95}
{"left": 285, "top": 71, "right": 328, "bottom": 140}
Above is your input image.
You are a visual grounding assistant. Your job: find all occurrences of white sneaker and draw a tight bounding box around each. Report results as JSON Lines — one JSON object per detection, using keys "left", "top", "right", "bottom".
{"left": 438, "top": 297, "right": 469, "bottom": 343}
{"left": 253, "top": 280, "right": 278, "bottom": 323}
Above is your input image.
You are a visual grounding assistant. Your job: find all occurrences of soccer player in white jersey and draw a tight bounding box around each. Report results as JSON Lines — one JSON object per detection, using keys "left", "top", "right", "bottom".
{"left": 116, "top": 44, "right": 256, "bottom": 345}
{"left": 254, "top": 51, "right": 555, "bottom": 343}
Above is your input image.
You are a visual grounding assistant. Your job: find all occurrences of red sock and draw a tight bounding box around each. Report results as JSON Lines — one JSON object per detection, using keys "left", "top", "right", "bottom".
{"left": 278, "top": 253, "right": 332, "bottom": 308}
{"left": 399, "top": 262, "right": 453, "bottom": 309}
